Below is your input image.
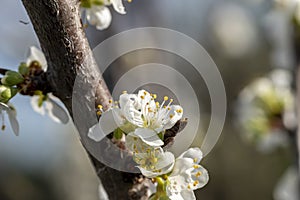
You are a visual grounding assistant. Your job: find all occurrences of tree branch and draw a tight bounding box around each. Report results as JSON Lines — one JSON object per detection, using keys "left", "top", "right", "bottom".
{"left": 21, "top": 0, "right": 149, "bottom": 199}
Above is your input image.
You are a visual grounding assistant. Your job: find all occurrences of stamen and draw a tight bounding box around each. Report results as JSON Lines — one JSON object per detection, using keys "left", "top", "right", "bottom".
{"left": 195, "top": 172, "right": 202, "bottom": 177}
{"left": 164, "top": 96, "right": 169, "bottom": 101}
{"left": 140, "top": 95, "right": 145, "bottom": 99}
{"left": 193, "top": 180, "right": 199, "bottom": 186}
{"left": 176, "top": 109, "right": 183, "bottom": 113}
{"left": 97, "top": 105, "right": 103, "bottom": 109}
{"left": 122, "top": 90, "right": 127, "bottom": 94}
{"left": 193, "top": 165, "right": 200, "bottom": 169}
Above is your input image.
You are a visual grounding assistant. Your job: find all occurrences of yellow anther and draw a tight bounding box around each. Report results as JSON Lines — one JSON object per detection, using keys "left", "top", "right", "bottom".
{"left": 193, "top": 165, "right": 200, "bottom": 169}
{"left": 96, "top": 111, "right": 102, "bottom": 116}
{"left": 169, "top": 114, "right": 174, "bottom": 119}
{"left": 193, "top": 180, "right": 199, "bottom": 186}
{"left": 128, "top": 0, "right": 132, "bottom": 2}
{"left": 195, "top": 172, "right": 202, "bottom": 177}
{"left": 163, "top": 174, "right": 168, "bottom": 180}
{"left": 187, "top": 184, "right": 191, "bottom": 190}
{"left": 193, "top": 158, "right": 198, "bottom": 163}
{"left": 109, "top": 99, "right": 113, "bottom": 103}
{"left": 97, "top": 105, "right": 103, "bottom": 109}
{"left": 167, "top": 107, "right": 171, "bottom": 110}
{"left": 176, "top": 109, "right": 183, "bottom": 113}
{"left": 122, "top": 90, "right": 127, "bottom": 94}
{"left": 164, "top": 96, "right": 169, "bottom": 101}
{"left": 169, "top": 98, "right": 173, "bottom": 103}
{"left": 163, "top": 106, "right": 167, "bottom": 109}
{"left": 155, "top": 102, "right": 160, "bottom": 107}
{"left": 152, "top": 94, "right": 157, "bottom": 99}
{"left": 140, "top": 95, "right": 145, "bottom": 99}
{"left": 144, "top": 91, "right": 147, "bottom": 95}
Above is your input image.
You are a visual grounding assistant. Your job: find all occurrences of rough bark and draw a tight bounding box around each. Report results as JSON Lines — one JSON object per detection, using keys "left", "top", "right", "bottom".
{"left": 21, "top": 0, "right": 148, "bottom": 199}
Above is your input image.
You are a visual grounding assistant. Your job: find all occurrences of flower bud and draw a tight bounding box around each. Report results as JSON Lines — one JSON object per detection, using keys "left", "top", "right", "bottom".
{"left": 1, "top": 71, "right": 24, "bottom": 86}
{"left": 0, "top": 85, "right": 18, "bottom": 102}
{"left": 18, "top": 62, "right": 29, "bottom": 76}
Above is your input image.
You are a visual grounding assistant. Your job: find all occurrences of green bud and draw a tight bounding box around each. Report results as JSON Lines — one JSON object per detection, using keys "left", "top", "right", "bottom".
{"left": 93, "top": 0, "right": 104, "bottom": 6}
{"left": 1, "top": 71, "right": 24, "bottom": 86}
{"left": 18, "top": 62, "right": 29, "bottom": 75}
{"left": 80, "top": 0, "right": 92, "bottom": 8}
{"left": 113, "top": 128, "right": 123, "bottom": 140}
{"left": 0, "top": 85, "right": 18, "bottom": 103}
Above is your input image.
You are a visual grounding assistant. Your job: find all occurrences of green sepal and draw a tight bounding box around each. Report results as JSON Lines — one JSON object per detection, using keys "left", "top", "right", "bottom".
{"left": 113, "top": 128, "right": 123, "bottom": 140}
{"left": 1, "top": 71, "right": 24, "bottom": 86}
{"left": 80, "top": 0, "right": 92, "bottom": 8}
{"left": 93, "top": 0, "right": 105, "bottom": 6}
{"left": 158, "top": 131, "right": 164, "bottom": 141}
{"left": 18, "top": 62, "right": 29, "bottom": 75}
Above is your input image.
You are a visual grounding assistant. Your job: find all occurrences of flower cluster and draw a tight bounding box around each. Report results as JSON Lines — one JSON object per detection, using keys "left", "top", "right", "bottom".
{"left": 80, "top": 0, "right": 128, "bottom": 30}
{"left": 0, "top": 46, "right": 69, "bottom": 136}
{"left": 89, "top": 90, "right": 209, "bottom": 199}
{"left": 236, "top": 69, "right": 296, "bottom": 152}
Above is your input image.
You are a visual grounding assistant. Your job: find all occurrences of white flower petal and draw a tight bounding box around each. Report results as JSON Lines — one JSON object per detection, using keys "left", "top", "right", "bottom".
{"left": 111, "top": 0, "right": 126, "bottom": 14}
{"left": 26, "top": 46, "right": 47, "bottom": 70}
{"left": 125, "top": 133, "right": 152, "bottom": 153}
{"left": 170, "top": 157, "right": 194, "bottom": 177}
{"left": 134, "top": 128, "right": 163, "bottom": 147}
{"left": 179, "top": 190, "right": 196, "bottom": 200}
{"left": 86, "top": 6, "right": 112, "bottom": 30}
{"left": 7, "top": 108, "right": 19, "bottom": 136}
{"left": 88, "top": 123, "right": 107, "bottom": 142}
{"left": 178, "top": 147, "right": 203, "bottom": 163}
{"left": 162, "top": 105, "right": 183, "bottom": 130}
{"left": 190, "top": 165, "right": 209, "bottom": 190}
{"left": 46, "top": 97, "right": 69, "bottom": 124}
{"left": 99, "top": 108, "right": 122, "bottom": 134}
{"left": 30, "top": 96, "right": 45, "bottom": 115}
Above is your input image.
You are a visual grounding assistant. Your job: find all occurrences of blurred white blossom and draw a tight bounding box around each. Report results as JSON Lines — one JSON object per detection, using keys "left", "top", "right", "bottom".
{"left": 27, "top": 46, "right": 69, "bottom": 124}
{"left": 0, "top": 102, "right": 19, "bottom": 136}
{"left": 237, "top": 69, "right": 295, "bottom": 152}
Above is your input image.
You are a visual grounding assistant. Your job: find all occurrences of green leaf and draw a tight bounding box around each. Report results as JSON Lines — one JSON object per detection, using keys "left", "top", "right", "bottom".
{"left": 113, "top": 128, "right": 123, "bottom": 140}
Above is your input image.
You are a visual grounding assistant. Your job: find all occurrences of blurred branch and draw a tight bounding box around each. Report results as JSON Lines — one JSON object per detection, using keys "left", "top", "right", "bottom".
{"left": 21, "top": 0, "right": 148, "bottom": 199}
{"left": 293, "top": 20, "right": 300, "bottom": 195}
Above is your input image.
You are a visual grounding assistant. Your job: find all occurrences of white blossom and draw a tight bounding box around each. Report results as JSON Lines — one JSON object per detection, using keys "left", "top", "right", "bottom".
{"left": 30, "top": 95, "right": 69, "bottom": 124}
{"left": 88, "top": 90, "right": 183, "bottom": 143}
{"left": 26, "top": 46, "right": 47, "bottom": 70}
{"left": 27, "top": 47, "right": 69, "bottom": 124}
{"left": 81, "top": 0, "right": 126, "bottom": 30}
{"left": 167, "top": 148, "right": 209, "bottom": 200}
{"left": 236, "top": 69, "right": 294, "bottom": 152}
{"left": 0, "top": 102, "right": 19, "bottom": 136}
{"left": 134, "top": 147, "right": 175, "bottom": 178}
{"left": 86, "top": 6, "right": 112, "bottom": 30}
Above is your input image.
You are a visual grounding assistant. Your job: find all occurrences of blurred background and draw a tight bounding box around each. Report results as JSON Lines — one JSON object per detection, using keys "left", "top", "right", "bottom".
{"left": 0, "top": 0, "right": 297, "bottom": 199}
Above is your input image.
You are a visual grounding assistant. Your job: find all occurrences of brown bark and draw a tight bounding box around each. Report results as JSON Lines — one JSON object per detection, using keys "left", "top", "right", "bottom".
{"left": 21, "top": 0, "right": 149, "bottom": 199}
